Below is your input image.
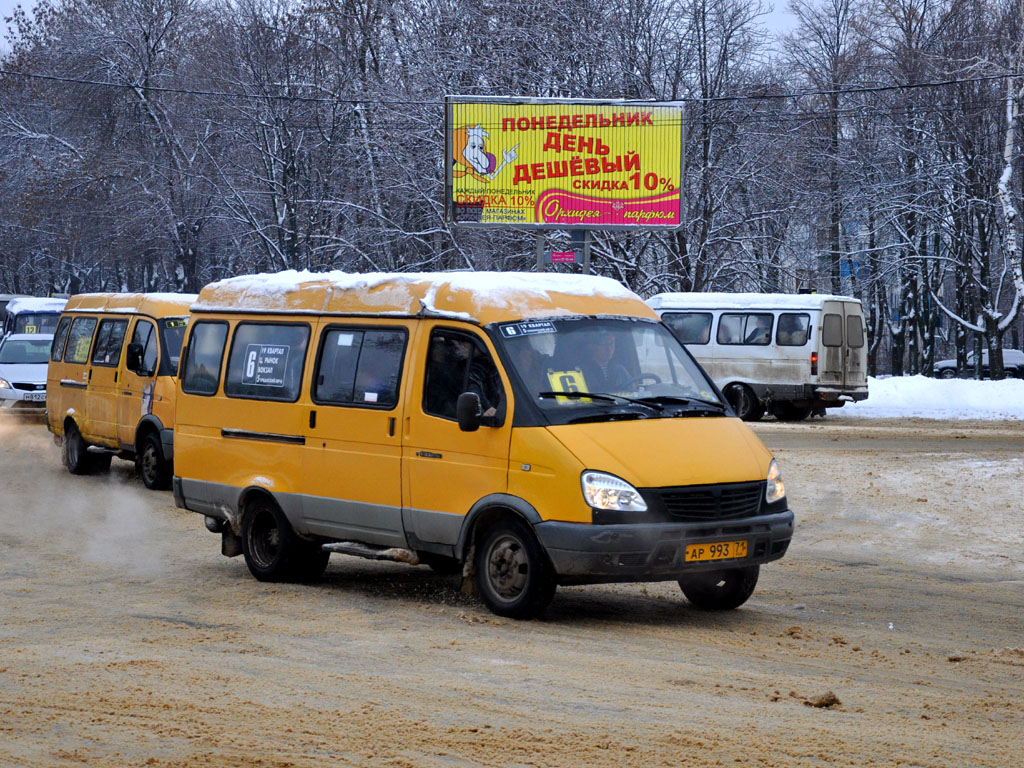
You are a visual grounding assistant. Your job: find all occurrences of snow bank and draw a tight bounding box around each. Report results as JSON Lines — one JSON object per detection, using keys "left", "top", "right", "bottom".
{"left": 843, "top": 375, "right": 1024, "bottom": 420}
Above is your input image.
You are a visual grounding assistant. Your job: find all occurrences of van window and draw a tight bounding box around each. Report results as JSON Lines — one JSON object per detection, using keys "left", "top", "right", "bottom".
{"left": 131, "top": 320, "right": 159, "bottom": 373}
{"left": 12, "top": 312, "right": 60, "bottom": 334}
{"left": 181, "top": 322, "right": 228, "bottom": 395}
{"left": 225, "top": 323, "right": 310, "bottom": 402}
{"left": 776, "top": 313, "right": 810, "bottom": 346}
{"left": 847, "top": 315, "right": 864, "bottom": 348}
{"left": 423, "top": 329, "right": 504, "bottom": 425}
{"left": 51, "top": 316, "right": 72, "bottom": 362}
{"left": 717, "top": 313, "right": 773, "bottom": 345}
{"left": 91, "top": 318, "right": 129, "bottom": 367}
{"left": 161, "top": 318, "right": 188, "bottom": 373}
{"left": 314, "top": 327, "right": 406, "bottom": 408}
{"left": 64, "top": 317, "right": 98, "bottom": 364}
{"left": 823, "top": 314, "right": 843, "bottom": 347}
{"left": 662, "top": 312, "right": 712, "bottom": 344}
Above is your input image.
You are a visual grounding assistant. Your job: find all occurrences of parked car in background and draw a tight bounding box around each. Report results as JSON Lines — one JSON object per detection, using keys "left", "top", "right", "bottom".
{"left": 932, "top": 349, "right": 1024, "bottom": 379}
{"left": 2, "top": 297, "right": 67, "bottom": 337}
{"left": 0, "top": 333, "right": 54, "bottom": 413}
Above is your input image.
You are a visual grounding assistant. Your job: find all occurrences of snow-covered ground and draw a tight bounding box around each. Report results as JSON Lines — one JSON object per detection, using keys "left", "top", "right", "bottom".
{"left": 843, "top": 375, "right": 1024, "bottom": 420}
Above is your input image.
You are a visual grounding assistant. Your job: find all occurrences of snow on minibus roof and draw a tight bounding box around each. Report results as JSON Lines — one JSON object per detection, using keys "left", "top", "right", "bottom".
{"left": 646, "top": 292, "right": 860, "bottom": 311}
{"left": 192, "top": 270, "right": 654, "bottom": 325}
{"left": 5, "top": 297, "right": 68, "bottom": 314}
{"left": 64, "top": 293, "right": 197, "bottom": 316}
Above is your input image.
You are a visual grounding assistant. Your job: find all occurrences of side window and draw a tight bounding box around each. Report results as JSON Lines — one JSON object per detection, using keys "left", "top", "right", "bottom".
{"left": 91, "top": 318, "right": 129, "bottom": 367}
{"left": 51, "top": 316, "right": 72, "bottom": 362}
{"left": 776, "top": 313, "right": 810, "bottom": 346}
{"left": 64, "top": 317, "right": 98, "bottom": 364}
{"left": 131, "top": 320, "right": 159, "bottom": 374}
{"left": 225, "top": 323, "right": 310, "bottom": 402}
{"left": 181, "top": 322, "right": 228, "bottom": 396}
{"left": 718, "top": 313, "right": 773, "bottom": 345}
{"left": 823, "top": 314, "right": 843, "bottom": 347}
{"left": 847, "top": 315, "right": 865, "bottom": 348}
{"left": 423, "top": 329, "right": 505, "bottom": 425}
{"left": 662, "top": 312, "right": 712, "bottom": 345}
{"left": 314, "top": 327, "right": 406, "bottom": 408}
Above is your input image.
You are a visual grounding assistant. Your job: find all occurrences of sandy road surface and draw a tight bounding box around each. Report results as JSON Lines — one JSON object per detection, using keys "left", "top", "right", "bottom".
{"left": 1, "top": 416, "right": 1022, "bottom": 767}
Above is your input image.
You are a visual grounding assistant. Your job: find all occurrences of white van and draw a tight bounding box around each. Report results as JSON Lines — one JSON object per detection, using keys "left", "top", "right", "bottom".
{"left": 647, "top": 293, "right": 868, "bottom": 421}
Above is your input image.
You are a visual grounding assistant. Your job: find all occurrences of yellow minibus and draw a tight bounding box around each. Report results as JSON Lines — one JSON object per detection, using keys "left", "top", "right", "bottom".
{"left": 174, "top": 271, "right": 794, "bottom": 618}
{"left": 47, "top": 293, "right": 195, "bottom": 488}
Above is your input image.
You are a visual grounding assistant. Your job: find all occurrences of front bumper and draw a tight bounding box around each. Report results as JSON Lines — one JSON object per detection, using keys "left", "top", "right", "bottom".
{"left": 535, "top": 509, "right": 794, "bottom": 585}
{"left": 0, "top": 392, "right": 47, "bottom": 411}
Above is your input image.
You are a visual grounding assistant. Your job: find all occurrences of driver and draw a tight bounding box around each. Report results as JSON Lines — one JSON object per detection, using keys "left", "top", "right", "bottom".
{"left": 579, "top": 330, "right": 632, "bottom": 393}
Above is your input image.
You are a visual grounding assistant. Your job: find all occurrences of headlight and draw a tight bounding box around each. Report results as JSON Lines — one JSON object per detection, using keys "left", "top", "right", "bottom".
{"left": 766, "top": 459, "right": 786, "bottom": 504}
{"left": 581, "top": 471, "right": 648, "bottom": 512}
{"left": 0, "top": 377, "right": 10, "bottom": 389}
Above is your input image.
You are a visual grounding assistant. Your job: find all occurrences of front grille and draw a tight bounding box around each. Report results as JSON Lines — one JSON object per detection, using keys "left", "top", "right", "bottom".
{"left": 652, "top": 481, "right": 764, "bottom": 522}
{"left": 12, "top": 383, "right": 45, "bottom": 391}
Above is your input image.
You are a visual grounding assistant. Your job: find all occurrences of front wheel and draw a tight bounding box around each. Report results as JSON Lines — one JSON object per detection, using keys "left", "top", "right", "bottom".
{"left": 724, "top": 384, "right": 765, "bottom": 422}
{"left": 679, "top": 565, "right": 759, "bottom": 610}
{"left": 475, "top": 518, "right": 555, "bottom": 619}
{"left": 241, "top": 498, "right": 328, "bottom": 583}
{"left": 138, "top": 432, "right": 171, "bottom": 490}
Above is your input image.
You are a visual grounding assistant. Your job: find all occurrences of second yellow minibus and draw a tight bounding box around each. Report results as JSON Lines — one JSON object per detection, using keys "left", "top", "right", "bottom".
{"left": 173, "top": 271, "right": 794, "bottom": 618}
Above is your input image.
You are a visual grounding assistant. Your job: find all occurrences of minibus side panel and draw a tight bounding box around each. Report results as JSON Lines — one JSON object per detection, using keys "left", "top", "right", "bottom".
{"left": 299, "top": 318, "right": 410, "bottom": 547}
{"left": 401, "top": 320, "right": 514, "bottom": 547}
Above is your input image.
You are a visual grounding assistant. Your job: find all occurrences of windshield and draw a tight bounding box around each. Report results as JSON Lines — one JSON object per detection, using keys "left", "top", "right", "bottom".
{"left": 11, "top": 312, "right": 61, "bottom": 335}
{"left": 160, "top": 317, "right": 189, "bottom": 374}
{"left": 495, "top": 318, "right": 723, "bottom": 425}
{"left": 0, "top": 337, "right": 53, "bottom": 364}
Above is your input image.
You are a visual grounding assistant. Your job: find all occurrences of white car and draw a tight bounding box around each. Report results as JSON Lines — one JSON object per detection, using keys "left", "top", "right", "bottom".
{"left": 0, "top": 333, "right": 53, "bottom": 413}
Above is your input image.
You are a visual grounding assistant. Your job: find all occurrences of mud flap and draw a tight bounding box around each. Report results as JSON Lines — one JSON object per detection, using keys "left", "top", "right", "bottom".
{"left": 222, "top": 530, "right": 243, "bottom": 557}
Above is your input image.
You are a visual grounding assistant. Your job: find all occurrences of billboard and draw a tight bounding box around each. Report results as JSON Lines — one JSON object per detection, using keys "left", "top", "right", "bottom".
{"left": 445, "top": 97, "right": 684, "bottom": 229}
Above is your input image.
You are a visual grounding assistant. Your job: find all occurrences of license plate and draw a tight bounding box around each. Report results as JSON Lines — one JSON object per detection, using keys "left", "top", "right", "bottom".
{"left": 685, "top": 540, "right": 748, "bottom": 562}
{"left": 25, "top": 391, "right": 46, "bottom": 402}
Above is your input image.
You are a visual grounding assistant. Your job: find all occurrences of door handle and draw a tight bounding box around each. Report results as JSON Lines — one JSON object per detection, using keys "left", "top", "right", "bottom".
{"left": 309, "top": 410, "right": 317, "bottom": 429}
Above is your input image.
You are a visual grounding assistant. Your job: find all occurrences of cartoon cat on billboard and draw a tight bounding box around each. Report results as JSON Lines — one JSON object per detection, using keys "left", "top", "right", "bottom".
{"left": 452, "top": 124, "right": 519, "bottom": 183}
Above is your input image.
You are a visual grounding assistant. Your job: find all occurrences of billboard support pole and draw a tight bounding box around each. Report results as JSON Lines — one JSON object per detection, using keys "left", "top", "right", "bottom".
{"left": 582, "top": 231, "right": 591, "bottom": 275}
{"left": 535, "top": 232, "right": 545, "bottom": 272}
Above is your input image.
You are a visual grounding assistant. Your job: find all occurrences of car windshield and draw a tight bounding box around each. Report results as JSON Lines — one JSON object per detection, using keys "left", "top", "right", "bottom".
{"left": 495, "top": 318, "right": 723, "bottom": 425}
{"left": 11, "top": 312, "right": 60, "bottom": 335}
{"left": 161, "top": 317, "right": 189, "bottom": 372}
{"left": 0, "top": 338, "right": 53, "bottom": 364}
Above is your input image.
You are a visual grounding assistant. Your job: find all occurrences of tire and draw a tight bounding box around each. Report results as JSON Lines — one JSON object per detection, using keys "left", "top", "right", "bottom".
{"left": 475, "top": 517, "right": 556, "bottom": 619}
{"left": 241, "top": 497, "right": 328, "bottom": 583}
{"left": 419, "top": 552, "right": 463, "bottom": 576}
{"left": 724, "top": 384, "right": 765, "bottom": 422}
{"left": 772, "top": 402, "right": 812, "bottom": 422}
{"left": 938, "top": 368, "right": 957, "bottom": 380}
{"left": 679, "top": 565, "right": 759, "bottom": 610}
{"left": 64, "top": 423, "right": 96, "bottom": 475}
{"left": 137, "top": 432, "right": 171, "bottom": 490}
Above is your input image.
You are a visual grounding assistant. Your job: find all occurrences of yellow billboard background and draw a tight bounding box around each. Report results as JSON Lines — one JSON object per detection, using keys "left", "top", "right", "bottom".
{"left": 447, "top": 99, "right": 683, "bottom": 228}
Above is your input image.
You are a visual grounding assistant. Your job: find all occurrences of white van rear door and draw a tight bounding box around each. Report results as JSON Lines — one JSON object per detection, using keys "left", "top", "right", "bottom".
{"left": 819, "top": 303, "right": 845, "bottom": 386}
{"left": 844, "top": 302, "right": 867, "bottom": 387}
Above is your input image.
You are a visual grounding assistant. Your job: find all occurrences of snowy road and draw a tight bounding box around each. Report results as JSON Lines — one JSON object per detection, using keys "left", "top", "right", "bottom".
{"left": 1, "top": 416, "right": 1022, "bottom": 767}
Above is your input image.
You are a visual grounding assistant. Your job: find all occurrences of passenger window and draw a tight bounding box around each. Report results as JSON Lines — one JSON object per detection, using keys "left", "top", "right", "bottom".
{"left": 91, "top": 319, "right": 129, "bottom": 367}
{"left": 776, "top": 313, "right": 810, "bottom": 346}
{"left": 423, "top": 329, "right": 505, "bottom": 425}
{"left": 225, "top": 323, "right": 310, "bottom": 402}
{"left": 823, "top": 314, "right": 843, "bottom": 347}
{"left": 663, "top": 312, "right": 712, "bottom": 344}
{"left": 64, "top": 317, "right": 98, "bottom": 364}
{"left": 718, "top": 313, "right": 773, "bottom": 345}
{"left": 847, "top": 315, "right": 864, "bottom": 348}
{"left": 51, "top": 316, "right": 72, "bottom": 362}
{"left": 181, "top": 322, "right": 228, "bottom": 395}
{"left": 131, "top": 320, "right": 159, "bottom": 374}
{"left": 315, "top": 327, "right": 406, "bottom": 408}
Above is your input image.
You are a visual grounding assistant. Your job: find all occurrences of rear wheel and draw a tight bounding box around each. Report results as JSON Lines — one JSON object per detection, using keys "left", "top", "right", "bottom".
{"left": 679, "top": 565, "right": 759, "bottom": 610}
{"left": 475, "top": 517, "right": 555, "bottom": 619}
{"left": 724, "top": 384, "right": 765, "bottom": 422}
{"left": 772, "top": 402, "right": 812, "bottom": 422}
{"left": 241, "top": 498, "right": 328, "bottom": 582}
{"left": 137, "top": 432, "right": 171, "bottom": 490}
{"left": 64, "top": 422, "right": 99, "bottom": 475}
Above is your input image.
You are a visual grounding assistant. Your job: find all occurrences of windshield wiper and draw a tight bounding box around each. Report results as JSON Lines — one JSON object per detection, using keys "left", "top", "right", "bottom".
{"left": 537, "top": 391, "right": 664, "bottom": 413}
{"left": 633, "top": 394, "right": 728, "bottom": 414}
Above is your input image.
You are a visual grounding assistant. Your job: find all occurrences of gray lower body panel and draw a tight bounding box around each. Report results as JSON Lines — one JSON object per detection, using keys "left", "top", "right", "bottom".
{"left": 535, "top": 510, "right": 794, "bottom": 584}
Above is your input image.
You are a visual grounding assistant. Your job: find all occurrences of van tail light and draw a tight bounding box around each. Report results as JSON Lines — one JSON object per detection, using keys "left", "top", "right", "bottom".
{"left": 811, "top": 351, "right": 818, "bottom": 376}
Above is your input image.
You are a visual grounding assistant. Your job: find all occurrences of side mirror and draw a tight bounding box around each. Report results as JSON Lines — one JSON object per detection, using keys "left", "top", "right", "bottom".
{"left": 126, "top": 342, "right": 145, "bottom": 374}
{"left": 456, "top": 391, "right": 482, "bottom": 432}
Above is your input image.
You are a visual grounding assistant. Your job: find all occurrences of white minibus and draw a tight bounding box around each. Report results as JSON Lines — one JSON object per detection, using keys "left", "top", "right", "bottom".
{"left": 647, "top": 293, "right": 868, "bottom": 421}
